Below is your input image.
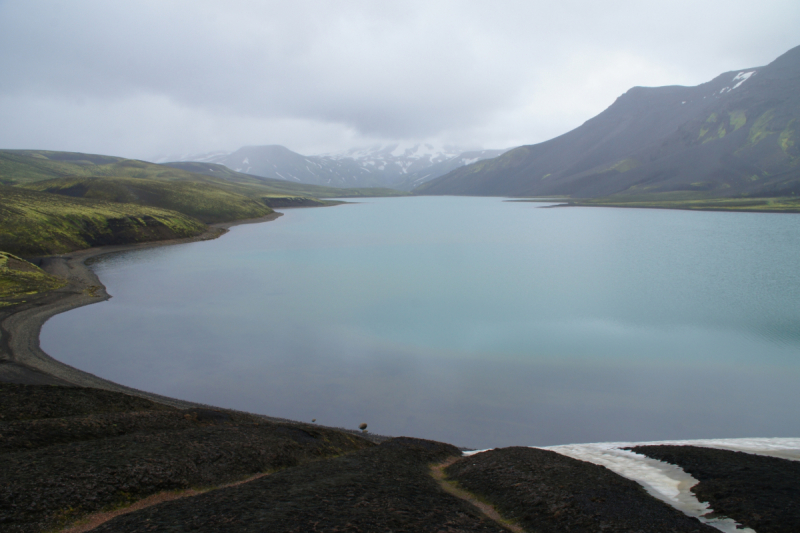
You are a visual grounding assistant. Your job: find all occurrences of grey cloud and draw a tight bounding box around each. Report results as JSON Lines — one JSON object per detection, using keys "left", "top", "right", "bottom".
{"left": 0, "top": 0, "right": 798, "bottom": 158}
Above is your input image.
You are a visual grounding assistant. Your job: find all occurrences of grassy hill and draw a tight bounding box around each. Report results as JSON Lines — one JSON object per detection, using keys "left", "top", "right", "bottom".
{"left": 0, "top": 186, "right": 206, "bottom": 256}
{"left": 0, "top": 149, "right": 409, "bottom": 258}
{"left": 0, "top": 150, "right": 406, "bottom": 199}
{"left": 23, "top": 177, "right": 273, "bottom": 224}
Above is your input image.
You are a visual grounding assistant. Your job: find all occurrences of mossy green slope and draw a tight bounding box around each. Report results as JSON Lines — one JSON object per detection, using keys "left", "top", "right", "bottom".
{"left": 23, "top": 176, "right": 273, "bottom": 224}
{"left": 0, "top": 186, "right": 206, "bottom": 256}
{"left": 0, "top": 252, "right": 67, "bottom": 306}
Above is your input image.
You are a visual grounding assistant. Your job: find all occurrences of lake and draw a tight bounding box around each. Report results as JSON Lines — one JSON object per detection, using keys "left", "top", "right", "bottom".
{"left": 41, "top": 197, "right": 800, "bottom": 448}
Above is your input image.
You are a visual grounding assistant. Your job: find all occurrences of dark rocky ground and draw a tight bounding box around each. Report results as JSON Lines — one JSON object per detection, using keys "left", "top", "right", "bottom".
{"left": 90, "top": 437, "right": 508, "bottom": 533}
{"left": 631, "top": 445, "right": 800, "bottom": 533}
{"left": 0, "top": 384, "right": 371, "bottom": 533}
{"left": 445, "top": 447, "right": 718, "bottom": 533}
{"left": 4, "top": 384, "right": 798, "bottom": 533}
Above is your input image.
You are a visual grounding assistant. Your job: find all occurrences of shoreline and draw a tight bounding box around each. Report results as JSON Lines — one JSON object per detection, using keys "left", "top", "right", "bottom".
{"left": 0, "top": 212, "right": 283, "bottom": 407}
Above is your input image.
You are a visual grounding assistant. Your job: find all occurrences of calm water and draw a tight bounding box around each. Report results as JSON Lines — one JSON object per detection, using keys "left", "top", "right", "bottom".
{"left": 42, "top": 197, "right": 800, "bottom": 448}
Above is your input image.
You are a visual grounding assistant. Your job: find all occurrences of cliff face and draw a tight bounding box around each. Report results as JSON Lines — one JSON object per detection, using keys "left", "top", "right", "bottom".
{"left": 417, "top": 45, "right": 800, "bottom": 199}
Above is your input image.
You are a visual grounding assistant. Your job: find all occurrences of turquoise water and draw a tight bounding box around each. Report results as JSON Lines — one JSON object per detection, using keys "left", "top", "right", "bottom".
{"left": 41, "top": 197, "right": 800, "bottom": 448}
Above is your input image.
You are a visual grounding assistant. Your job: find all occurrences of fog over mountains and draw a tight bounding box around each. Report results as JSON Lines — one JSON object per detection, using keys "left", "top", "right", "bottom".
{"left": 418, "top": 45, "right": 800, "bottom": 199}
{"left": 156, "top": 44, "right": 800, "bottom": 200}
{"left": 158, "top": 144, "right": 507, "bottom": 191}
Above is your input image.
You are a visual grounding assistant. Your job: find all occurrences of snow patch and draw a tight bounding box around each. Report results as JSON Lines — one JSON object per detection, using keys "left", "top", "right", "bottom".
{"left": 545, "top": 443, "right": 753, "bottom": 533}
{"left": 466, "top": 438, "right": 800, "bottom": 533}
{"left": 242, "top": 157, "right": 249, "bottom": 165}
{"left": 717, "top": 70, "right": 756, "bottom": 95}
{"left": 731, "top": 70, "right": 755, "bottom": 90}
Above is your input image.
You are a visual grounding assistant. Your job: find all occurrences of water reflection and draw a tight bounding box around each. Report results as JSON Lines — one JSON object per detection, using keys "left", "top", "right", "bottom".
{"left": 42, "top": 197, "right": 800, "bottom": 448}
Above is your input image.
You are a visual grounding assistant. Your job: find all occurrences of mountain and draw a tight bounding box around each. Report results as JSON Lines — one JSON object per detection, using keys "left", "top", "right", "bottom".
{"left": 416, "top": 45, "right": 800, "bottom": 199}
{"left": 161, "top": 144, "right": 506, "bottom": 190}
{"left": 393, "top": 149, "right": 507, "bottom": 190}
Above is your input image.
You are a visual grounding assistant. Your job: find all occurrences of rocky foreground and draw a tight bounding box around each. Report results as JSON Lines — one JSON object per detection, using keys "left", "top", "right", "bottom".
{"left": 631, "top": 445, "right": 800, "bottom": 533}
{"left": 12, "top": 385, "right": 800, "bottom": 532}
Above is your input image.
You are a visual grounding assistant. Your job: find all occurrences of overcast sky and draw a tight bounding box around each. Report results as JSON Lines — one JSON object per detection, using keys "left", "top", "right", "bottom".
{"left": 1, "top": 0, "right": 798, "bottom": 160}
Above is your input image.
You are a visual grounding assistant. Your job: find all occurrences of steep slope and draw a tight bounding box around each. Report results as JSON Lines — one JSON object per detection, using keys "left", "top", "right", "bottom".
{"left": 417, "top": 45, "right": 800, "bottom": 199}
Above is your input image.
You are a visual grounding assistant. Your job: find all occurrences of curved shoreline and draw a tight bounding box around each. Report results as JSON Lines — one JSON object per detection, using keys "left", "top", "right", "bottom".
{"left": 0, "top": 213, "right": 282, "bottom": 407}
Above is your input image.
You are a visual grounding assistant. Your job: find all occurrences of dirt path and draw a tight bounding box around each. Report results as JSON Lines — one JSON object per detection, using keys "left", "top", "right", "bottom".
{"left": 431, "top": 456, "right": 524, "bottom": 533}
{"left": 60, "top": 473, "right": 271, "bottom": 533}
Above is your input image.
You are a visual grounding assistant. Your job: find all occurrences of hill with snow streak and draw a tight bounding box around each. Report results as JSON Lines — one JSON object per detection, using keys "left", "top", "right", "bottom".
{"left": 158, "top": 144, "right": 506, "bottom": 190}
{"left": 417, "top": 45, "right": 800, "bottom": 199}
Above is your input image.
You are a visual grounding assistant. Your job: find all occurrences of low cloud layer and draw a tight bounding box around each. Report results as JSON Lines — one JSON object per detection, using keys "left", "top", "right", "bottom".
{"left": 1, "top": 0, "right": 798, "bottom": 159}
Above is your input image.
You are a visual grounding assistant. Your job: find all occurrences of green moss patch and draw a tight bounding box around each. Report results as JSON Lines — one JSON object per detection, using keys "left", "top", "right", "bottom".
{"left": 609, "top": 159, "right": 639, "bottom": 173}
{"left": 0, "top": 186, "right": 207, "bottom": 256}
{"left": 779, "top": 119, "right": 796, "bottom": 157}
{"left": 23, "top": 176, "right": 274, "bottom": 224}
{"left": 745, "top": 109, "right": 777, "bottom": 147}
{"left": 729, "top": 110, "right": 747, "bottom": 132}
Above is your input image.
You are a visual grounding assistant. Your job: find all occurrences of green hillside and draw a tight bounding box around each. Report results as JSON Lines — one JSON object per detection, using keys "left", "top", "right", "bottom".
{"left": 0, "top": 149, "right": 410, "bottom": 258}
{"left": 0, "top": 186, "right": 206, "bottom": 256}
{"left": 23, "top": 177, "right": 273, "bottom": 224}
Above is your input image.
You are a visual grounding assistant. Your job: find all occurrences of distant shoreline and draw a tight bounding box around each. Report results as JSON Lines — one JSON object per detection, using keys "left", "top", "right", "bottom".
{"left": 512, "top": 198, "right": 800, "bottom": 214}
{"left": 0, "top": 212, "right": 283, "bottom": 406}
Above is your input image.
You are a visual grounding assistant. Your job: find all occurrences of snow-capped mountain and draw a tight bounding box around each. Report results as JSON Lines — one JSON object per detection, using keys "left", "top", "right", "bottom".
{"left": 159, "top": 143, "right": 507, "bottom": 190}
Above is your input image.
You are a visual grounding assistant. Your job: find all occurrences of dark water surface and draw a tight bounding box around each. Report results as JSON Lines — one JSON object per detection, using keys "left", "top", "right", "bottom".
{"left": 42, "top": 197, "right": 800, "bottom": 448}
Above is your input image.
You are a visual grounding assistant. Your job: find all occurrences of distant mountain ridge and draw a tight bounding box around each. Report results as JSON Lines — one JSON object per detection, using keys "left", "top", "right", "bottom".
{"left": 416, "top": 45, "right": 800, "bottom": 199}
{"left": 158, "top": 144, "right": 507, "bottom": 191}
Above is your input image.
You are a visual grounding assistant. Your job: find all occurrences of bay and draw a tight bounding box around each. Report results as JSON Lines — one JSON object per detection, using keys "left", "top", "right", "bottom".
{"left": 41, "top": 197, "right": 800, "bottom": 448}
